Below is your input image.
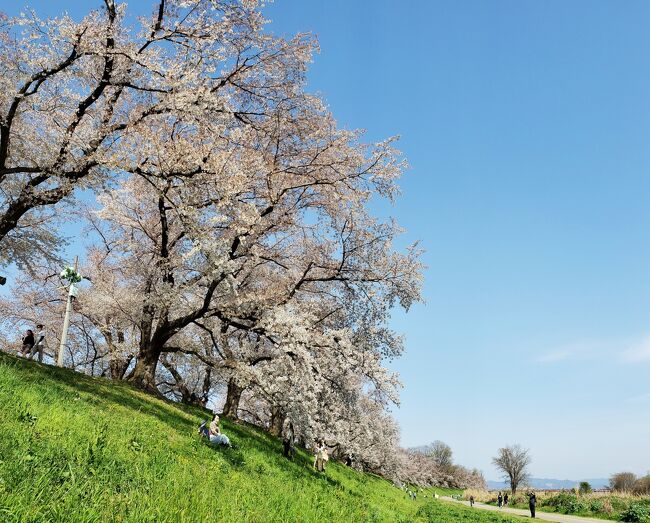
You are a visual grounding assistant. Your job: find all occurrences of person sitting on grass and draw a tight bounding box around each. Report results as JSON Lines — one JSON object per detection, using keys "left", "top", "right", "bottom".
{"left": 198, "top": 414, "right": 231, "bottom": 447}
{"left": 209, "top": 414, "right": 231, "bottom": 446}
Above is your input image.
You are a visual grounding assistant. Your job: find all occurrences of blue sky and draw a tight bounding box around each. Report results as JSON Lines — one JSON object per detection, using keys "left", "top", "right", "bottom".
{"left": 6, "top": 0, "right": 650, "bottom": 480}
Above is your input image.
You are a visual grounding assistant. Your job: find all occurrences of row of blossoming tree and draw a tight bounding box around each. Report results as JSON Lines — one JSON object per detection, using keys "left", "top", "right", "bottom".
{"left": 0, "top": 0, "right": 484, "bottom": 487}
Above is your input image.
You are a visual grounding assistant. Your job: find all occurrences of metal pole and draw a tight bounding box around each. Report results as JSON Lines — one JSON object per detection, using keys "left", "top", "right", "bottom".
{"left": 57, "top": 256, "right": 78, "bottom": 367}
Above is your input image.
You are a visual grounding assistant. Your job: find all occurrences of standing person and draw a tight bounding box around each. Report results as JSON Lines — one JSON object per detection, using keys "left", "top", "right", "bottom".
{"left": 313, "top": 439, "right": 328, "bottom": 472}
{"left": 469, "top": 495, "right": 475, "bottom": 507}
{"left": 21, "top": 329, "right": 35, "bottom": 357}
{"left": 529, "top": 492, "right": 537, "bottom": 518}
{"left": 313, "top": 440, "right": 323, "bottom": 471}
{"left": 320, "top": 441, "right": 329, "bottom": 472}
{"left": 497, "top": 492, "right": 503, "bottom": 508}
{"left": 282, "top": 419, "right": 294, "bottom": 460}
{"left": 29, "top": 324, "right": 46, "bottom": 363}
{"left": 504, "top": 493, "right": 509, "bottom": 506}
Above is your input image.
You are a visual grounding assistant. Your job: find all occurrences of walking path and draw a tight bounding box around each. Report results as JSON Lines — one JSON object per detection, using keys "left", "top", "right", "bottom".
{"left": 441, "top": 497, "right": 610, "bottom": 523}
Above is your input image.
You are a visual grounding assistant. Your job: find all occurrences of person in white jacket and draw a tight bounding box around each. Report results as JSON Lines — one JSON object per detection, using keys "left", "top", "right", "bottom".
{"left": 28, "top": 324, "right": 46, "bottom": 363}
{"left": 208, "top": 414, "right": 231, "bottom": 447}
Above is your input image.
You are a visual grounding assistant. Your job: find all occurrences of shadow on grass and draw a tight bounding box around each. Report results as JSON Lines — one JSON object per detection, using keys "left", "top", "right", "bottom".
{"left": 198, "top": 439, "right": 247, "bottom": 468}
{"left": 1, "top": 352, "right": 345, "bottom": 489}
{"left": 1, "top": 352, "right": 204, "bottom": 435}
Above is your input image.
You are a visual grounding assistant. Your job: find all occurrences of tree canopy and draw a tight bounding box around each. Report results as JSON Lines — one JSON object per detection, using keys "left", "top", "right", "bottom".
{"left": 0, "top": 0, "right": 427, "bottom": 482}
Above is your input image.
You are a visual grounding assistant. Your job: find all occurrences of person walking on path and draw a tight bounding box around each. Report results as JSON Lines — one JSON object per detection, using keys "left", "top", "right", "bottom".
{"left": 21, "top": 330, "right": 34, "bottom": 357}
{"left": 504, "top": 493, "right": 509, "bottom": 506}
{"left": 28, "top": 324, "right": 46, "bottom": 363}
{"left": 469, "top": 495, "right": 475, "bottom": 507}
{"left": 529, "top": 492, "right": 537, "bottom": 518}
{"left": 497, "top": 492, "right": 503, "bottom": 508}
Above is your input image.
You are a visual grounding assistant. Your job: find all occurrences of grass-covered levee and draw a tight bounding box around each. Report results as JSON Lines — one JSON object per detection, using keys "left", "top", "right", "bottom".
{"left": 0, "top": 353, "right": 530, "bottom": 522}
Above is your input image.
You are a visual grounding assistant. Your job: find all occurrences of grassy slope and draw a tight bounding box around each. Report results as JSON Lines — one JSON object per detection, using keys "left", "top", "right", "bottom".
{"left": 0, "top": 353, "right": 530, "bottom": 522}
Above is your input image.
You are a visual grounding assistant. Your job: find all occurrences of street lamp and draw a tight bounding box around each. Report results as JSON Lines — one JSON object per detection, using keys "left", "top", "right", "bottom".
{"left": 58, "top": 257, "right": 81, "bottom": 367}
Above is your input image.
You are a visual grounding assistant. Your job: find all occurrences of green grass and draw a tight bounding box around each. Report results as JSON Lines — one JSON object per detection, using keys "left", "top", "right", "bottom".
{"left": 417, "top": 502, "right": 531, "bottom": 522}
{"left": 0, "top": 353, "right": 530, "bottom": 522}
{"left": 430, "top": 486, "right": 464, "bottom": 496}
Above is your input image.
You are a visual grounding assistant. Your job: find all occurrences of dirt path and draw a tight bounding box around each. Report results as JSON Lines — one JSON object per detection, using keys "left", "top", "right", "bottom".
{"left": 441, "top": 497, "right": 610, "bottom": 523}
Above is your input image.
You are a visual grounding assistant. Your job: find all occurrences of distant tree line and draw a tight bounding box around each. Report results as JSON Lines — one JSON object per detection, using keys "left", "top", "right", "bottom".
{"left": 610, "top": 472, "right": 650, "bottom": 495}
{"left": 400, "top": 440, "right": 486, "bottom": 489}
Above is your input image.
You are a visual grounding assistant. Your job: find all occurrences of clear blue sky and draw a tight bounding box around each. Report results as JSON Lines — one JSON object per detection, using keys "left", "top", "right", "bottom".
{"left": 7, "top": 1, "right": 650, "bottom": 480}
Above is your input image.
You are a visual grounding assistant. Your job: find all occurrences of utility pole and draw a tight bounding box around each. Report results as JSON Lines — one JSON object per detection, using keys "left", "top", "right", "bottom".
{"left": 58, "top": 256, "right": 79, "bottom": 367}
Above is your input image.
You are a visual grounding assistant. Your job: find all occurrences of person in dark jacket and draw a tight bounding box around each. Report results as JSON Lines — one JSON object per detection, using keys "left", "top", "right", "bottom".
{"left": 497, "top": 492, "right": 503, "bottom": 508}
{"left": 29, "top": 324, "right": 46, "bottom": 363}
{"left": 282, "top": 419, "right": 295, "bottom": 460}
{"left": 529, "top": 492, "right": 537, "bottom": 518}
{"left": 21, "top": 330, "right": 35, "bottom": 356}
{"left": 504, "top": 493, "right": 509, "bottom": 506}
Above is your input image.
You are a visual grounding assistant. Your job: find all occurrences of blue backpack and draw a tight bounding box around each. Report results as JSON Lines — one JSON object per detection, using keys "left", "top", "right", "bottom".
{"left": 198, "top": 420, "right": 209, "bottom": 437}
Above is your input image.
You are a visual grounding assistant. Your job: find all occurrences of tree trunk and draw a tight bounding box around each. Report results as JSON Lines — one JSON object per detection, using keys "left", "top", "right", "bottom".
{"left": 223, "top": 378, "right": 243, "bottom": 419}
{"left": 160, "top": 356, "right": 195, "bottom": 403}
{"left": 101, "top": 325, "right": 132, "bottom": 380}
{"left": 269, "top": 405, "right": 285, "bottom": 437}
{"left": 129, "top": 346, "right": 161, "bottom": 393}
{"left": 129, "top": 288, "right": 162, "bottom": 393}
{"left": 109, "top": 354, "right": 132, "bottom": 380}
{"left": 200, "top": 366, "right": 211, "bottom": 407}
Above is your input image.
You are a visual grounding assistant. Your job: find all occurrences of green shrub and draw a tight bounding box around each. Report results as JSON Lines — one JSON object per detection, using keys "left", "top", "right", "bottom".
{"left": 620, "top": 503, "right": 650, "bottom": 522}
{"left": 589, "top": 499, "right": 604, "bottom": 512}
{"left": 543, "top": 492, "right": 586, "bottom": 514}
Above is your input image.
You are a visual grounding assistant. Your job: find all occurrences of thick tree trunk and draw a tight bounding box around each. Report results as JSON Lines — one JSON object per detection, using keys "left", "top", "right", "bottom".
{"left": 130, "top": 284, "right": 162, "bottom": 393}
{"left": 179, "top": 387, "right": 192, "bottom": 404}
{"left": 269, "top": 405, "right": 285, "bottom": 437}
{"left": 129, "top": 347, "right": 161, "bottom": 393}
{"left": 102, "top": 327, "right": 132, "bottom": 381}
{"left": 223, "top": 378, "right": 243, "bottom": 419}
{"left": 109, "top": 355, "right": 132, "bottom": 381}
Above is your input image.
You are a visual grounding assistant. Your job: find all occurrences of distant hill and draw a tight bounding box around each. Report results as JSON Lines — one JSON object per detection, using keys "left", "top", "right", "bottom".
{"left": 487, "top": 477, "right": 610, "bottom": 490}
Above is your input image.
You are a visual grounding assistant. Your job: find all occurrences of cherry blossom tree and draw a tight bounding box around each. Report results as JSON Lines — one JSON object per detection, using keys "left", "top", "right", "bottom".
{"left": 0, "top": 0, "right": 312, "bottom": 281}
{"left": 0, "top": 267, "right": 108, "bottom": 371}
{"left": 0, "top": 0, "right": 428, "bottom": 482}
